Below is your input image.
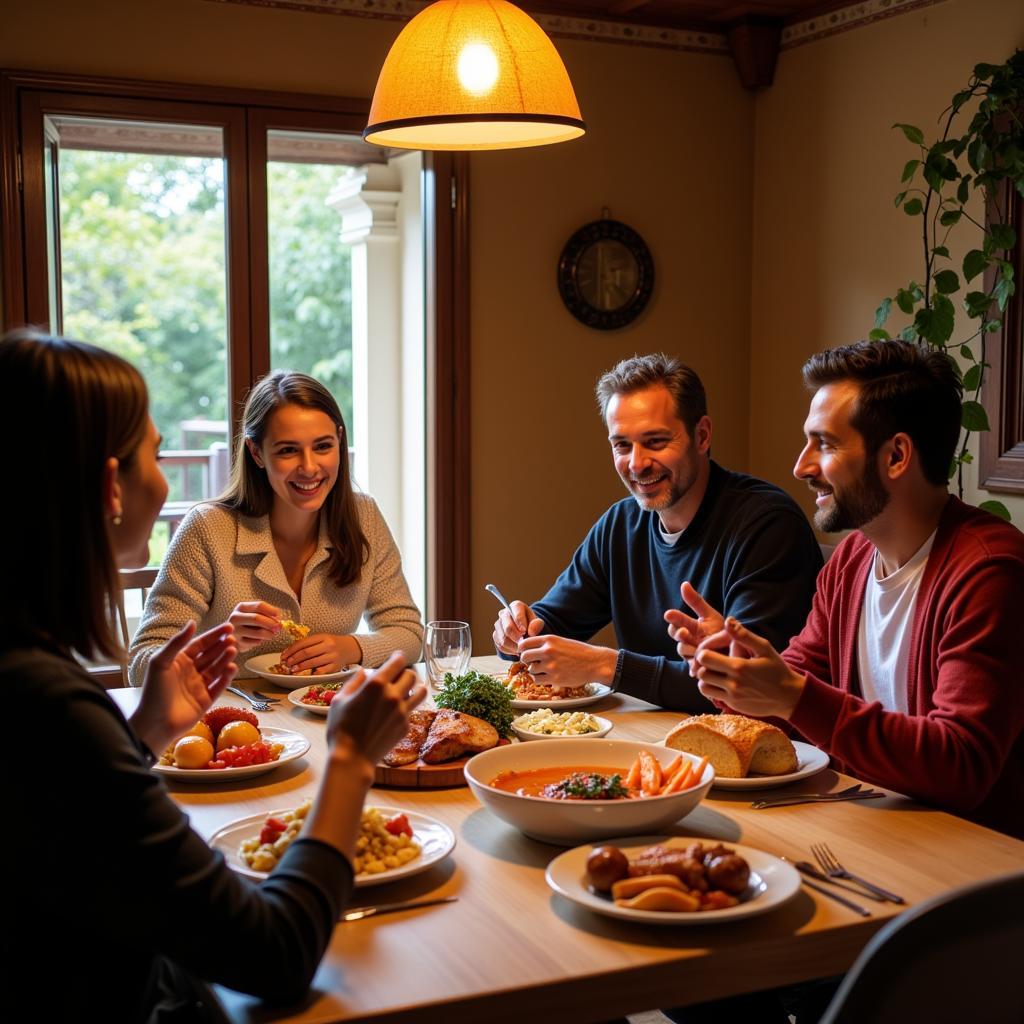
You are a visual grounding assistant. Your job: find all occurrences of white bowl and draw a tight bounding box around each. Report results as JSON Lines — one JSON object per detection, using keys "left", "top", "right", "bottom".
{"left": 464, "top": 738, "right": 714, "bottom": 845}
{"left": 511, "top": 713, "right": 613, "bottom": 742}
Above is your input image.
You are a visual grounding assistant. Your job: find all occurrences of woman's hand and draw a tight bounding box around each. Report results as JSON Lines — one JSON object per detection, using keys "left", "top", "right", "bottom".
{"left": 281, "top": 633, "right": 361, "bottom": 675}
{"left": 326, "top": 652, "right": 426, "bottom": 768}
{"left": 228, "top": 601, "right": 281, "bottom": 652}
{"left": 131, "top": 622, "right": 238, "bottom": 755}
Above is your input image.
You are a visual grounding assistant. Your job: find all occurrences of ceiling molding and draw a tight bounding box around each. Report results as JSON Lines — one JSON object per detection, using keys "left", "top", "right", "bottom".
{"left": 780, "top": 0, "right": 949, "bottom": 51}
{"left": 204, "top": 0, "right": 947, "bottom": 55}
{"left": 204, "top": 0, "right": 730, "bottom": 54}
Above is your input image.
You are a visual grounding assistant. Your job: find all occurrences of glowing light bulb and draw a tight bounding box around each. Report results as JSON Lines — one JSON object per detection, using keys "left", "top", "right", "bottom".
{"left": 457, "top": 42, "right": 500, "bottom": 95}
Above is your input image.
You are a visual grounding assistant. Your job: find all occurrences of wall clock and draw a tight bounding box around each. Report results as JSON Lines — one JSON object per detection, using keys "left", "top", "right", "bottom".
{"left": 557, "top": 217, "right": 654, "bottom": 330}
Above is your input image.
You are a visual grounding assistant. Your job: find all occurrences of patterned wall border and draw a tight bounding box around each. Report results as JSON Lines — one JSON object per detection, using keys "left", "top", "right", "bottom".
{"left": 204, "top": 0, "right": 948, "bottom": 54}
{"left": 780, "top": 0, "right": 949, "bottom": 50}
{"left": 203, "top": 0, "right": 730, "bottom": 54}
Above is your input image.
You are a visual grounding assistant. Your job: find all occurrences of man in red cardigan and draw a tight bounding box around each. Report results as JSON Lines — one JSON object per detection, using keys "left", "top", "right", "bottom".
{"left": 667, "top": 339, "right": 1024, "bottom": 839}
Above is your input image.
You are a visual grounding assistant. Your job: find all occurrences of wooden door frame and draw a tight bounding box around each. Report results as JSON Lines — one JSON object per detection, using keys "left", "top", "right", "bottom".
{"left": 1, "top": 68, "right": 470, "bottom": 623}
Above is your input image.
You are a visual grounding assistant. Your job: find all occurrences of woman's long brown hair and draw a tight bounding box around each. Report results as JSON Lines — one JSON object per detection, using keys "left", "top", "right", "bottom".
{"left": 0, "top": 329, "right": 149, "bottom": 661}
{"left": 217, "top": 372, "right": 369, "bottom": 587}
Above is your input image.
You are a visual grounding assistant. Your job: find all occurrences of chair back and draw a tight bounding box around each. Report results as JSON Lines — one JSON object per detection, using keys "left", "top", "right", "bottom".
{"left": 820, "top": 871, "right": 1024, "bottom": 1024}
{"left": 88, "top": 567, "right": 160, "bottom": 688}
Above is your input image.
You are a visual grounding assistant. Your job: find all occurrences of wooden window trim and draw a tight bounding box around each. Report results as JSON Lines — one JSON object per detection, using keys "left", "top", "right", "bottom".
{"left": 1, "top": 68, "right": 470, "bottom": 621}
{"left": 979, "top": 176, "right": 1024, "bottom": 493}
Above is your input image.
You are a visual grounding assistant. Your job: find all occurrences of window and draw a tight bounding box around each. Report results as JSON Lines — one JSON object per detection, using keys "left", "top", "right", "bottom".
{"left": 2, "top": 71, "right": 468, "bottom": 621}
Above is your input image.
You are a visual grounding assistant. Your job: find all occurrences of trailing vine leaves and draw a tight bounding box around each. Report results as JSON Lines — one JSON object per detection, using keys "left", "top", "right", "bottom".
{"left": 872, "top": 50, "right": 1024, "bottom": 522}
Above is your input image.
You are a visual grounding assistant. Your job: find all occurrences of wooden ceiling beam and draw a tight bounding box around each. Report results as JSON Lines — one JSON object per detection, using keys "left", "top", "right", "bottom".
{"left": 727, "top": 17, "right": 782, "bottom": 89}
{"left": 606, "top": 0, "right": 651, "bottom": 15}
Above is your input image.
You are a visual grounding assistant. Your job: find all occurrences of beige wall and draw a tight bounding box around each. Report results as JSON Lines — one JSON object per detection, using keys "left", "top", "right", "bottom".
{"left": 468, "top": 43, "right": 754, "bottom": 642}
{"left": 749, "top": 0, "right": 1024, "bottom": 530}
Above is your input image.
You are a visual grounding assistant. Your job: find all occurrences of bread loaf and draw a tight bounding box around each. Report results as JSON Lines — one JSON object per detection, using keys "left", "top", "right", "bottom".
{"left": 663, "top": 714, "right": 798, "bottom": 778}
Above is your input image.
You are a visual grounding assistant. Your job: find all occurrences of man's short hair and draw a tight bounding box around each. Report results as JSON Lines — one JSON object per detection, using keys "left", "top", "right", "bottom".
{"left": 595, "top": 353, "right": 707, "bottom": 436}
{"left": 802, "top": 340, "right": 963, "bottom": 486}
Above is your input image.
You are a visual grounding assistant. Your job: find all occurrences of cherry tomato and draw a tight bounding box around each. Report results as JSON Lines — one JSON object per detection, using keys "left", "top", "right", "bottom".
{"left": 385, "top": 813, "right": 412, "bottom": 837}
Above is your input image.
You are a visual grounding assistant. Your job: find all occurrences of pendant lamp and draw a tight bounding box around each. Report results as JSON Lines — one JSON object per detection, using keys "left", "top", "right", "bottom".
{"left": 363, "top": 0, "right": 586, "bottom": 151}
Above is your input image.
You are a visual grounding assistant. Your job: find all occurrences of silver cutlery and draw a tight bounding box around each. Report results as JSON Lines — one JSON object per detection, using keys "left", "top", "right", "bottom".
{"left": 751, "top": 785, "right": 885, "bottom": 810}
{"left": 810, "top": 842, "right": 905, "bottom": 904}
{"left": 484, "top": 583, "right": 515, "bottom": 618}
{"left": 226, "top": 686, "right": 275, "bottom": 711}
{"left": 791, "top": 860, "right": 887, "bottom": 901}
{"left": 341, "top": 895, "right": 458, "bottom": 922}
{"left": 797, "top": 875, "right": 872, "bottom": 917}
{"left": 250, "top": 690, "right": 282, "bottom": 703}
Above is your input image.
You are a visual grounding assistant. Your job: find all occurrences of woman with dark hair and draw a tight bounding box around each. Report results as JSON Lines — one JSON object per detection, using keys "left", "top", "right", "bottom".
{"left": 129, "top": 371, "right": 423, "bottom": 684}
{"left": 2, "top": 331, "right": 425, "bottom": 1021}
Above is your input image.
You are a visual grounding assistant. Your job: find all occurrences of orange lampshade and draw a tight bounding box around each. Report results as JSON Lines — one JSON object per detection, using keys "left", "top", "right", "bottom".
{"left": 364, "top": 0, "right": 585, "bottom": 151}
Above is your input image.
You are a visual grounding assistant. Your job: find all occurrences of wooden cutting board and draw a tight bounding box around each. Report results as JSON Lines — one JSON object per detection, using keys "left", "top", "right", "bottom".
{"left": 374, "top": 756, "right": 471, "bottom": 788}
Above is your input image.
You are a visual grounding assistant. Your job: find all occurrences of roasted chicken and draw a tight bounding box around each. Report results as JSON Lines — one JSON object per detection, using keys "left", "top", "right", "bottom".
{"left": 383, "top": 709, "right": 437, "bottom": 767}
{"left": 420, "top": 710, "right": 499, "bottom": 764}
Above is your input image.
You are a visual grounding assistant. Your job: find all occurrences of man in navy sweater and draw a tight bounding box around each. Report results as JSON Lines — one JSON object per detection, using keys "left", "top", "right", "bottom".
{"left": 492, "top": 353, "right": 822, "bottom": 712}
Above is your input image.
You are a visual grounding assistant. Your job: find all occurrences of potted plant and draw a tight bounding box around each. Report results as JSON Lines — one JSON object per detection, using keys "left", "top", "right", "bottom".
{"left": 871, "top": 50, "right": 1024, "bottom": 520}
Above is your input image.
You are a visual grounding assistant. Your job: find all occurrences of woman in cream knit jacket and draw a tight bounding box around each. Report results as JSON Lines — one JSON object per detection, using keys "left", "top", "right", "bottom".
{"left": 129, "top": 372, "right": 423, "bottom": 684}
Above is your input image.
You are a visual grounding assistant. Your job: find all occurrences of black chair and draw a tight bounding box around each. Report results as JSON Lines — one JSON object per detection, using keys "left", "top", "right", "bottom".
{"left": 819, "top": 871, "right": 1024, "bottom": 1024}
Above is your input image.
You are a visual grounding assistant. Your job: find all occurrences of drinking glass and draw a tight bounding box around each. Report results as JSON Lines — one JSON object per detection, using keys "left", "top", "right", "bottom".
{"left": 424, "top": 620, "right": 472, "bottom": 689}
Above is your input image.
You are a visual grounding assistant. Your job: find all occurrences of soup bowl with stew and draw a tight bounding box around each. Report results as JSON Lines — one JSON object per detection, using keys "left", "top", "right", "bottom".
{"left": 463, "top": 738, "right": 714, "bottom": 845}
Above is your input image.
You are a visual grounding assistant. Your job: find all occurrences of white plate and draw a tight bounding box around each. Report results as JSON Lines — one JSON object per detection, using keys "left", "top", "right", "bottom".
{"left": 709, "top": 741, "right": 830, "bottom": 790}
{"left": 210, "top": 806, "right": 456, "bottom": 888}
{"left": 287, "top": 684, "right": 343, "bottom": 716}
{"left": 545, "top": 836, "right": 800, "bottom": 925}
{"left": 245, "top": 653, "right": 358, "bottom": 687}
{"left": 154, "top": 727, "right": 311, "bottom": 783}
{"left": 503, "top": 681, "right": 614, "bottom": 710}
{"left": 511, "top": 713, "right": 613, "bottom": 741}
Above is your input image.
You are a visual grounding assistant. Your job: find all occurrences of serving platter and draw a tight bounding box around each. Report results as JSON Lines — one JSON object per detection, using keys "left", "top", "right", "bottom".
{"left": 545, "top": 836, "right": 800, "bottom": 925}
{"left": 211, "top": 806, "right": 456, "bottom": 887}
{"left": 154, "top": 727, "right": 310, "bottom": 782}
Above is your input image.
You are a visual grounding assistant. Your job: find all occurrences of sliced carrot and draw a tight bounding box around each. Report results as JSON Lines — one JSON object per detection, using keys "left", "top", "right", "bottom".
{"left": 639, "top": 750, "right": 662, "bottom": 796}
{"left": 688, "top": 756, "right": 709, "bottom": 789}
{"left": 625, "top": 755, "right": 642, "bottom": 790}
{"left": 658, "top": 755, "right": 683, "bottom": 794}
{"left": 663, "top": 762, "right": 692, "bottom": 794}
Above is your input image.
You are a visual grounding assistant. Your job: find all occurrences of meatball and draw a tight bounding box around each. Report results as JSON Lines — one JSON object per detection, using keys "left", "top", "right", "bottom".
{"left": 586, "top": 846, "right": 630, "bottom": 892}
{"left": 706, "top": 853, "right": 750, "bottom": 895}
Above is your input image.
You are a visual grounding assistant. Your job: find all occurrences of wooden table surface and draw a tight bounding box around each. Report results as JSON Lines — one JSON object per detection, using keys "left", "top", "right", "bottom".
{"left": 112, "top": 656, "right": 1024, "bottom": 1023}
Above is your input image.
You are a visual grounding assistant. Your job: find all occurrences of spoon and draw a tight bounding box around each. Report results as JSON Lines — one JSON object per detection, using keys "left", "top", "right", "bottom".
{"left": 484, "top": 583, "right": 514, "bottom": 617}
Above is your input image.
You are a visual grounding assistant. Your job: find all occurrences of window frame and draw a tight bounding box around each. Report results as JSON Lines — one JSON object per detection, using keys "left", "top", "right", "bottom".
{"left": 1, "top": 68, "right": 470, "bottom": 621}
{"left": 978, "top": 173, "right": 1024, "bottom": 493}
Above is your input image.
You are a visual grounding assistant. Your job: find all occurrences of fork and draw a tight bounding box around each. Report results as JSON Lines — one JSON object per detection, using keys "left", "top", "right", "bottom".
{"left": 226, "top": 686, "right": 275, "bottom": 711}
{"left": 810, "top": 842, "right": 905, "bottom": 904}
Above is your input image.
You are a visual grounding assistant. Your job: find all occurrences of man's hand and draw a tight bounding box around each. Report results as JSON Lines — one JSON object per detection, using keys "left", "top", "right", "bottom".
{"left": 691, "top": 617, "right": 806, "bottom": 719}
{"left": 663, "top": 581, "right": 726, "bottom": 673}
{"left": 281, "top": 633, "right": 358, "bottom": 675}
{"left": 493, "top": 600, "right": 545, "bottom": 655}
{"left": 131, "top": 622, "right": 238, "bottom": 754}
{"left": 515, "top": 634, "right": 617, "bottom": 689}
{"left": 228, "top": 600, "right": 281, "bottom": 652}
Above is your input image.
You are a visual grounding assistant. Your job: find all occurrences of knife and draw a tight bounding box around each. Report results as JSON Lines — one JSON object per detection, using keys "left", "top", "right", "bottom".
{"left": 792, "top": 861, "right": 887, "bottom": 901}
{"left": 799, "top": 877, "right": 872, "bottom": 917}
{"left": 341, "top": 895, "right": 457, "bottom": 922}
{"left": 751, "top": 791, "right": 885, "bottom": 810}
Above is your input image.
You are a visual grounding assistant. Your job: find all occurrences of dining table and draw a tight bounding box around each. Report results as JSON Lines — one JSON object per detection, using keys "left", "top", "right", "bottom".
{"left": 111, "top": 654, "right": 1024, "bottom": 1023}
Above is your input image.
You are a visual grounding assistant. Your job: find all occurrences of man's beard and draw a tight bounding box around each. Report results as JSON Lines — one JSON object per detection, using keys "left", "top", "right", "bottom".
{"left": 623, "top": 463, "right": 696, "bottom": 514}
{"left": 813, "top": 460, "right": 889, "bottom": 532}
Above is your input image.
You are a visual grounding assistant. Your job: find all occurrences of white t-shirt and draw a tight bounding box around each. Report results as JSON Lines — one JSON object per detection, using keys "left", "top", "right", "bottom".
{"left": 659, "top": 521, "right": 684, "bottom": 546}
{"left": 856, "top": 531, "right": 937, "bottom": 713}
